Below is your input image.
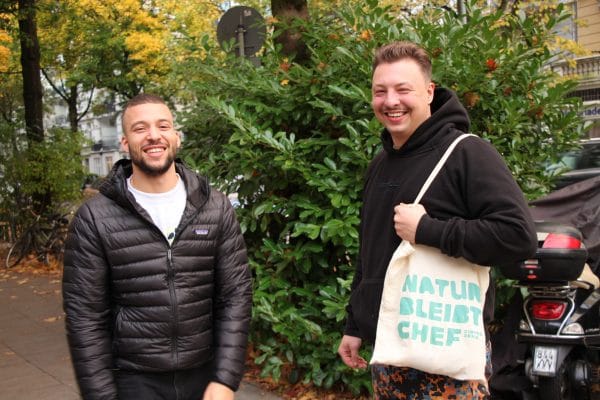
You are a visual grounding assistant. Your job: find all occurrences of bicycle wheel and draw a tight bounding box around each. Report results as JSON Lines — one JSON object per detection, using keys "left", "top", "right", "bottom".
{"left": 5, "top": 238, "right": 26, "bottom": 268}
{"left": 41, "top": 234, "right": 66, "bottom": 266}
{"left": 4, "top": 221, "right": 39, "bottom": 269}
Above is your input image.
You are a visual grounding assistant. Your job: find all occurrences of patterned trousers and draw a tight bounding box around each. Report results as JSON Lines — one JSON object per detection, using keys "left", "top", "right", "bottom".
{"left": 371, "top": 342, "right": 492, "bottom": 399}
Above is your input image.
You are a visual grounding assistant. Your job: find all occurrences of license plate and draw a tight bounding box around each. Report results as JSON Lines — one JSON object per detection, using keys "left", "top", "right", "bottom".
{"left": 532, "top": 346, "right": 558, "bottom": 376}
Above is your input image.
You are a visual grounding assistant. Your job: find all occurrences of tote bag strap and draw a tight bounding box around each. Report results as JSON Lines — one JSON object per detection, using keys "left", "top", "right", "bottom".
{"left": 413, "top": 133, "right": 476, "bottom": 204}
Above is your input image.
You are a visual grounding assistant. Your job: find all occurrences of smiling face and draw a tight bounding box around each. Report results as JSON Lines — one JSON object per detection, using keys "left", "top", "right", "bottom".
{"left": 371, "top": 59, "right": 435, "bottom": 149}
{"left": 121, "top": 102, "right": 180, "bottom": 179}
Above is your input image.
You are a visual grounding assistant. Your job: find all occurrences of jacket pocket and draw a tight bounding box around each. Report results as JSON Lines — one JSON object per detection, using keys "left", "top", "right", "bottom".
{"left": 112, "top": 306, "right": 124, "bottom": 354}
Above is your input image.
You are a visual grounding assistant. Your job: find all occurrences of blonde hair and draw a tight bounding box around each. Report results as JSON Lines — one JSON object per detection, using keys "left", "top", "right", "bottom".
{"left": 372, "top": 41, "right": 432, "bottom": 81}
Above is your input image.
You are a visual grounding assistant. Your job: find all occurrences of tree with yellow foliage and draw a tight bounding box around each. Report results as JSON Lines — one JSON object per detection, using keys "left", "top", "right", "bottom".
{"left": 0, "top": 29, "right": 10, "bottom": 73}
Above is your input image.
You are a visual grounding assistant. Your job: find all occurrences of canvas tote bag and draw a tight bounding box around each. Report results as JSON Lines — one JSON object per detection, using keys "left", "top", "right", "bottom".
{"left": 370, "top": 133, "right": 490, "bottom": 382}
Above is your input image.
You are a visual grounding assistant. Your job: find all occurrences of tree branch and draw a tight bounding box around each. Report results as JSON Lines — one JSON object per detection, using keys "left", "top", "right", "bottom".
{"left": 77, "top": 86, "right": 94, "bottom": 123}
{"left": 41, "top": 68, "right": 68, "bottom": 103}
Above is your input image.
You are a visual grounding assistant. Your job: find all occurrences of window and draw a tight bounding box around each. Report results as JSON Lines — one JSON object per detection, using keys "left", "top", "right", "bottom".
{"left": 556, "top": 1, "right": 576, "bottom": 42}
{"left": 588, "top": 119, "right": 600, "bottom": 139}
{"left": 105, "top": 156, "right": 113, "bottom": 175}
{"left": 93, "top": 157, "right": 101, "bottom": 175}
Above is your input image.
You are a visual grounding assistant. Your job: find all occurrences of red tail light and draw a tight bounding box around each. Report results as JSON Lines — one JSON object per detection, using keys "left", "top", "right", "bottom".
{"left": 542, "top": 233, "right": 581, "bottom": 249}
{"left": 531, "top": 300, "right": 567, "bottom": 320}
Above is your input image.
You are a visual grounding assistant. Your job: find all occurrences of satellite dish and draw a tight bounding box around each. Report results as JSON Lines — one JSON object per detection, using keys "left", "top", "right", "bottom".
{"left": 217, "top": 6, "right": 266, "bottom": 64}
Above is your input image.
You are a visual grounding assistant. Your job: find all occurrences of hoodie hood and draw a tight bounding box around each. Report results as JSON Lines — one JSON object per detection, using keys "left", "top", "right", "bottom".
{"left": 381, "top": 87, "right": 470, "bottom": 155}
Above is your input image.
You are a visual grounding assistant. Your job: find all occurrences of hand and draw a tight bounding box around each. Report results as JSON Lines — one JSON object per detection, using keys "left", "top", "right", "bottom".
{"left": 202, "top": 382, "right": 234, "bottom": 400}
{"left": 393, "top": 203, "right": 426, "bottom": 244}
{"left": 338, "top": 335, "right": 367, "bottom": 369}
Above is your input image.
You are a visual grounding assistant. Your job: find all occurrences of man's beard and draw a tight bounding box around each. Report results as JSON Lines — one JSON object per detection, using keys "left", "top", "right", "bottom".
{"left": 130, "top": 147, "right": 176, "bottom": 177}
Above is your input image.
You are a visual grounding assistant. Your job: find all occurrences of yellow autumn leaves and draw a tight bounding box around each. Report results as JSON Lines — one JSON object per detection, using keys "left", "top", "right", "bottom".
{"left": 0, "top": 29, "right": 10, "bottom": 73}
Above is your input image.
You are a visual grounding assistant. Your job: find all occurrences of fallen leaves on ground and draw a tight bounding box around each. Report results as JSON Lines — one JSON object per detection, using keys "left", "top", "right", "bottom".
{"left": 0, "top": 241, "right": 58, "bottom": 271}
{"left": 9, "top": 258, "right": 62, "bottom": 277}
{"left": 243, "top": 345, "right": 369, "bottom": 400}
{"left": 0, "top": 245, "right": 62, "bottom": 278}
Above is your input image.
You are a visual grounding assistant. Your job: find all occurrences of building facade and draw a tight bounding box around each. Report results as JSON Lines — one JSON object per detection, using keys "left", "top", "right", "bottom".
{"left": 78, "top": 98, "right": 124, "bottom": 177}
{"left": 44, "top": 91, "right": 125, "bottom": 177}
{"left": 552, "top": 0, "right": 600, "bottom": 138}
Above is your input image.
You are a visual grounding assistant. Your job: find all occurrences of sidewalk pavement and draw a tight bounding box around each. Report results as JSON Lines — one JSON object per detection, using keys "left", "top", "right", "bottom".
{"left": 0, "top": 269, "right": 283, "bottom": 400}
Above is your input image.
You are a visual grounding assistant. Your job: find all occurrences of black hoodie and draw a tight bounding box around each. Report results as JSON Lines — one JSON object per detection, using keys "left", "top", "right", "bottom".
{"left": 344, "top": 87, "right": 537, "bottom": 343}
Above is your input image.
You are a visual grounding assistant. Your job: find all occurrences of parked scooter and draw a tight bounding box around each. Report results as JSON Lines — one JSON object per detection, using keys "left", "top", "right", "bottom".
{"left": 490, "top": 176, "right": 600, "bottom": 400}
{"left": 502, "top": 222, "right": 599, "bottom": 400}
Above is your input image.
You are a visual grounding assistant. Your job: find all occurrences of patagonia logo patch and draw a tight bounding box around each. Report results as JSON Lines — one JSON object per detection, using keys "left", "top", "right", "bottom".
{"left": 194, "top": 228, "right": 209, "bottom": 236}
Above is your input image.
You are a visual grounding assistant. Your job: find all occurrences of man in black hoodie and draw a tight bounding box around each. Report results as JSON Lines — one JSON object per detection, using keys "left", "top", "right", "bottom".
{"left": 337, "top": 41, "right": 537, "bottom": 398}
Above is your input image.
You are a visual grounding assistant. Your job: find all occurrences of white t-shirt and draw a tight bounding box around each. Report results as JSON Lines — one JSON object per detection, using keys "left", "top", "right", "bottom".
{"left": 127, "top": 175, "right": 186, "bottom": 245}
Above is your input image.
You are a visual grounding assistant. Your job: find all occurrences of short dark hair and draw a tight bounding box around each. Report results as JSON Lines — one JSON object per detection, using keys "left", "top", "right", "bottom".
{"left": 121, "top": 93, "right": 169, "bottom": 132}
{"left": 372, "top": 41, "right": 432, "bottom": 81}
{"left": 122, "top": 93, "right": 167, "bottom": 114}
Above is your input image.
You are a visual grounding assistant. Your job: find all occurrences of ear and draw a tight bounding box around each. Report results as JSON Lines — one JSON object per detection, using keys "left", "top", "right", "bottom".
{"left": 120, "top": 135, "right": 129, "bottom": 153}
{"left": 176, "top": 131, "right": 182, "bottom": 148}
{"left": 427, "top": 81, "right": 435, "bottom": 104}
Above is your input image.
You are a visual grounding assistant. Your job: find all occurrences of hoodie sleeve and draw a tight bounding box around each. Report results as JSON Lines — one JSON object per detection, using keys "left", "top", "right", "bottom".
{"left": 416, "top": 136, "right": 537, "bottom": 266}
{"left": 343, "top": 256, "right": 363, "bottom": 338}
{"left": 62, "top": 203, "right": 117, "bottom": 400}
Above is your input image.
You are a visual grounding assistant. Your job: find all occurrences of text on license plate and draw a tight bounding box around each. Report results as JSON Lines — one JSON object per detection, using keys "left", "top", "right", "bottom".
{"left": 532, "top": 346, "right": 558, "bottom": 376}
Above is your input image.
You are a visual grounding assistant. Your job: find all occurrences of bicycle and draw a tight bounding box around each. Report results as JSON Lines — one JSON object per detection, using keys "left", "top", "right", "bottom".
{"left": 5, "top": 211, "right": 70, "bottom": 269}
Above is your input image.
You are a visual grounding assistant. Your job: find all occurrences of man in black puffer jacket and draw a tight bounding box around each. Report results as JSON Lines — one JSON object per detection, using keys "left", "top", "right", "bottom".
{"left": 63, "top": 94, "right": 252, "bottom": 400}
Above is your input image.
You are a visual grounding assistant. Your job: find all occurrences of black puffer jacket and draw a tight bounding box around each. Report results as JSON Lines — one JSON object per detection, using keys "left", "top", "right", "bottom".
{"left": 63, "top": 160, "right": 252, "bottom": 400}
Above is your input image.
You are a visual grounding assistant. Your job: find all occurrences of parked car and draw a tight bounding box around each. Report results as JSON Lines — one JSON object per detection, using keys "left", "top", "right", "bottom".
{"left": 550, "top": 138, "right": 600, "bottom": 189}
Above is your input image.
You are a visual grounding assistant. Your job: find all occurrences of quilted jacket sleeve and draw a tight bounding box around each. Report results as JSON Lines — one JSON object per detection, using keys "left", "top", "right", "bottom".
{"left": 211, "top": 198, "right": 252, "bottom": 391}
{"left": 62, "top": 202, "right": 117, "bottom": 400}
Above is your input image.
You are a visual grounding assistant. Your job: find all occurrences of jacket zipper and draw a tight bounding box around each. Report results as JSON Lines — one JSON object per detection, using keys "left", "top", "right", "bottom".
{"left": 167, "top": 248, "right": 179, "bottom": 366}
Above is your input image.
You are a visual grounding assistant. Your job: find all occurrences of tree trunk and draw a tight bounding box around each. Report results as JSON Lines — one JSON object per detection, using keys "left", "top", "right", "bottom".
{"left": 17, "top": 0, "right": 44, "bottom": 143}
{"left": 68, "top": 85, "right": 78, "bottom": 132}
{"left": 271, "top": 0, "right": 309, "bottom": 64}
{"left": 18, "top": 0, "right": 51, "bottom": 213}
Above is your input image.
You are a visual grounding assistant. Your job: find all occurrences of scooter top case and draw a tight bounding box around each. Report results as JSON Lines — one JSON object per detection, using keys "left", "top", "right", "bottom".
{"left": 501, "top": 222, "right": 588, "bottom": 283}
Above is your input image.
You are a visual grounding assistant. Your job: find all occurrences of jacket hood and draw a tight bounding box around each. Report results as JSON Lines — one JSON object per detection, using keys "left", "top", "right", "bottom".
{"left": 381, "top": 87, "right": 470, "bottom": 155}
{"left": 99, "top": 159, "right": 210, "bottom": 211}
